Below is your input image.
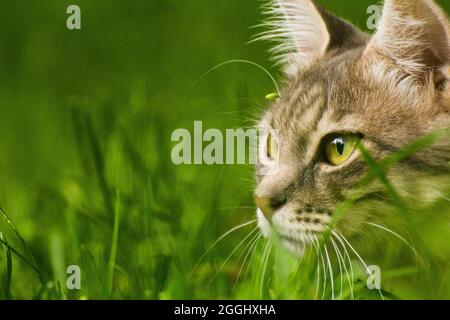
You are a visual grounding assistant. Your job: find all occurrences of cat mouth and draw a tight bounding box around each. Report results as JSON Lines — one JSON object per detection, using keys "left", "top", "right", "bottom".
{"left": 278, "top": 233, "right": 316, "bottom": 256}
{"left": 277, "top": 229, "right": 320, "bottom": 246}
{"left": 280, "top": 234, "right": 306, "bottom": 245}
{"left": 256, "top": 208, "right": 332, "bottom": 256}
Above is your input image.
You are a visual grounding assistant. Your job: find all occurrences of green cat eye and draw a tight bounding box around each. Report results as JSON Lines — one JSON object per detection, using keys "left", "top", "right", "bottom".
{"left": 267, "top": 132, "right": 278, "bottom": 160}
{"left": 325, "top": 134, "right": 360, "bottom": 166}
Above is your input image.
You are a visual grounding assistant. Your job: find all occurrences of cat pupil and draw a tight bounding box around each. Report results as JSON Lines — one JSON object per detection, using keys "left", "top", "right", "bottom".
{"left": 335, "top": 138, "right": 345, "bottom": 155}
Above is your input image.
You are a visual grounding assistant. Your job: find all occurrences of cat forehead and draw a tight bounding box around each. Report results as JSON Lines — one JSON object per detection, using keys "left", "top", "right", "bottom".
{"left": 268, "top": 51, "right": 366, "bottom": 123}
{"left": 268, "top": 65, "right": 359, "bottom": 131}
{"left": 270, "top": 80, "right": 327, "bottom": 130}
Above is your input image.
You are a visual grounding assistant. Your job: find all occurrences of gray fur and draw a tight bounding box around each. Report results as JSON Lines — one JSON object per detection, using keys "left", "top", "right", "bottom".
{"left": 254, "top": 0, "right": 450, "bottom": 254}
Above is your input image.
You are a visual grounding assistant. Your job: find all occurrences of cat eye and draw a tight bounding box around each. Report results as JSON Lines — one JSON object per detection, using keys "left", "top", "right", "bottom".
{"left": 324, "top": 134, "right": 360, "bottom": 166}
{"left": 266, "top": 132, "right": 279, "bottom": 160}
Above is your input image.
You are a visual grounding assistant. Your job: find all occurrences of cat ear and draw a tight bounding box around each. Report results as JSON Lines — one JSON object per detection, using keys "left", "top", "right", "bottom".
{"left": 257, "top": 0, "right": 367, "bottom": 76}
{"left": 364, "top": 0, "right": 450, "bottom": 86}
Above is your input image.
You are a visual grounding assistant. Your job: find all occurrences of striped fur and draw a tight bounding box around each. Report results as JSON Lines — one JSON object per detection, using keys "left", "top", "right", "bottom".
{"left": 254, "top": 0, "right": 450, "bottom": 255}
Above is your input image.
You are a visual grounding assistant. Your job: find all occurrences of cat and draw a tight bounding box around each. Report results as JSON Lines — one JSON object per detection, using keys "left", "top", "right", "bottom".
{"left": 253, "top": 0, "right": 450, "bottom": 268}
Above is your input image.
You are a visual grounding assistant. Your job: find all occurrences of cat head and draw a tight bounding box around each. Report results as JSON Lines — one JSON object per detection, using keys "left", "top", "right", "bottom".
{"left": 254, "top": 0, "right": 450, "bottom": 256}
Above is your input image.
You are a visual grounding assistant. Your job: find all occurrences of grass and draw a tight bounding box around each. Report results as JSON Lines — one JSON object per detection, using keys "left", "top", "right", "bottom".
{"left": 0, "top": 0, "right": 449, "bottom": 300}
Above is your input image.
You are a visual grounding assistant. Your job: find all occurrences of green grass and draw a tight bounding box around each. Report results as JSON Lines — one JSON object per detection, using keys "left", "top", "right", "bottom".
{"left": 0, "top": 0, "right": 449, "bottom": 300}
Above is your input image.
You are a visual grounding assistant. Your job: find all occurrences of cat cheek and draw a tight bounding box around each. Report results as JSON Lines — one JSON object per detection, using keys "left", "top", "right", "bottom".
{"left": 440, "top": 66, "right": 450, "bottom": 104}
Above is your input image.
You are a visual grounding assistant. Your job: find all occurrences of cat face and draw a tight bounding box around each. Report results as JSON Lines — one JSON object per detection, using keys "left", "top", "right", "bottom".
{"left": 254, "top": 0, "right": 450, "bottom": 256}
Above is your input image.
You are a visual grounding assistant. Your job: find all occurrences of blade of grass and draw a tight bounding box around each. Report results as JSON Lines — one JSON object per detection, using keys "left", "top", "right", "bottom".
{"left": 0, "top": 237, "right": 45, "bottom": 284}
{"left": 0, "top": 207, "right": 45, "bottom": 285}
{"left": 153, "top": 254, "right": 172, "bottom": 299}
{"left": 0, "top": 232, "right": 12, "bottom": 299}
{"left": 84, "top": 112, "right": 114, "bottom": 216}
{"left": 108, "top": 190, "right": 121, "bottom": 295}
{"left": 363, "top": 128, "right": 450, "bottom": 183}
{"left": 56, "top": 280, "right": 68, "bottom": 300}
{"left": 357, "top": 144, "right": 431, "bottom": 259}
{"left": 49, "top": 231, "right": 67, "bottom": 299}
{"left": 70, "top": 102, "right": 114, "bottom": 217}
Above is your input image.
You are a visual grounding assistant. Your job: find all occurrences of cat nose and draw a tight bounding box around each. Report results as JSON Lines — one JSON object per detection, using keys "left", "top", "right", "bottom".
{"left": 254, "top": 194, "right": 286, "bottom": 219}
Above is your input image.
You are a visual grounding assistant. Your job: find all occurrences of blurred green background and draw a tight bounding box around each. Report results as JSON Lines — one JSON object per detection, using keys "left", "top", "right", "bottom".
{"left": 0, "top": 0, "right": 448, "bottom": 299}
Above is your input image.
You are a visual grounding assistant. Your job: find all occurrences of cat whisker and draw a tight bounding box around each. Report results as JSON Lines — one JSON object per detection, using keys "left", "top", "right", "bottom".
{"left": 210, "top": 227, "right": 260, "bottom": 284}
{"left": 313, "top": 235, "right": 328, "bottom": 300}
{"left": 330, "top": 237, "right": 344, "bottom": 300}
{"left": 331, "top": 232, "right": 355, "bottom": 300}
{"left": 314, "top": 256, "right": 321, "bottom": 300}
{"left": 191, "top": 219, "right": 257, "bottom": 276}
{"left": 323, "top": 244, "right": 335, "bottom": 300}
{"left": 306, "top": 232, "right": 321, "bottom": 300}
{"left": 335, "top": 232, "right": 385, "bottom": 300}
{"left": 233, "top": 231, "right": 262, "bottom": 293}
{"left": 300, "top": 241, "right": 316, "bottom": 293}
{"left": 243, "top": 234, "right": 263, "bottom": 281}
{"left": 365, "top": 222, "right": 421, "bottom": 262}
{"left": 259, "top": 239, "right": 273, "bottom": 298}
{"left": 184, "top": 59, "right": 281, "bottom": 100}
{"left": 313, "top": 235, "right": 327, "bottom": 300}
